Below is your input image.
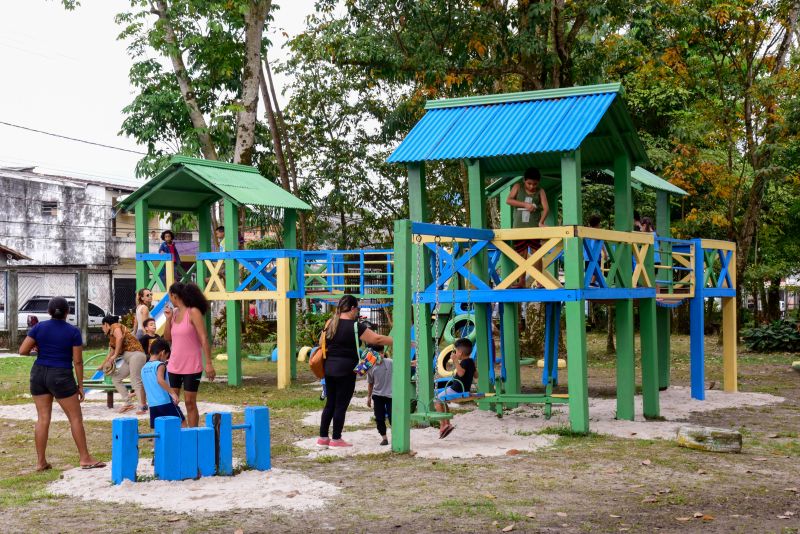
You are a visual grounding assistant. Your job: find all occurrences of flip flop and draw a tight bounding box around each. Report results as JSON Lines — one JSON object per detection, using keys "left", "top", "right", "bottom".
{"left": 439, "top": 425, "right": 455, "bottom": 439}
{"left": 81, "top": 461, "right": 106, "bottom": 470}
{"left": 36, "top": 463, "right": 52, "bottom": 472}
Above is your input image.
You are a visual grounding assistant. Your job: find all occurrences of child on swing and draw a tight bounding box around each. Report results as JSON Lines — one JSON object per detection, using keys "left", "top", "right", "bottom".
{"left": 365, "top": 344, "right": 392, "bottom": 446}
{"left": 434, "top": 337, "right": 477, "bottom": 439}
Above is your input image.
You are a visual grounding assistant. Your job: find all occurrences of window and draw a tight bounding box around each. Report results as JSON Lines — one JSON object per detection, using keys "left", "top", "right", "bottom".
{"left": 41, "top": 201, "right": 58, "bottom": 217}
{"left": 88, "top": 303, "right": 105, "bottom": 317}
{"left": 20, "top": 299, "right": 49, "bottom": 313}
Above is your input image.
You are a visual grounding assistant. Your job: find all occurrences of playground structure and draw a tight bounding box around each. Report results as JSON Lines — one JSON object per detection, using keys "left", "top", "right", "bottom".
{"left": 115, "top": 84, "right": 738, "bottom": 456}
{"left": 386, "top": 83, "right": 738, "bottom": 453}
{"left": 111, "top": 406, "right": 270, "bottom": 484}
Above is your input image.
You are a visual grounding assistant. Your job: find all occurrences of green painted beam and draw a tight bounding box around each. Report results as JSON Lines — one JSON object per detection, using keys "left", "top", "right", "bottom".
{"left": 640, "top": 242, "right": 661, "bottom": 418}
{"left": 408, "top": 163, "right": 435, "bottom": 415}
{"left": 467, "top": 159, "right": 492, "bottom": 399}
{"left": 135, "top": 199, "right": 149, "bottom": 291}
{"left": 499, "top": 184, "right": 521, "bottom": 406}
{"left": 656, "top": 191, "right": 672, "bottom": 389}
{"left": 197, "top": 203, "right": 213, "bottom": 338}
{"left": 425, "top": 83, "right": 622, "bottom": 109}
{"left": 391, "top": 219, "right": 413, "bottom": 453}
{"left": 561, "top": 150, "right": 589, "bottom": 433}
{"left": 224, "top": 199, "right": 242, "bottom": 386}
{"left": 614, "top": 153, "right": 635, "bottom": 421}
{"left": 284, "top": 208, "right": 298, "bottom": 380}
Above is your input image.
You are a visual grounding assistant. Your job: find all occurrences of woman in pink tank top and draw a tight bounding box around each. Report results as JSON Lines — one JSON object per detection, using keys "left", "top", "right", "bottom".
{"left": 163, "top": 282, "right": 215, "bottom": 427}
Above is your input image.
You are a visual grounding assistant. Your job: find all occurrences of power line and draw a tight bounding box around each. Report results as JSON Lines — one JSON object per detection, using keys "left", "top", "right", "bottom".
{"left": 0, "top": 121, "right": 147, "bottom": 155}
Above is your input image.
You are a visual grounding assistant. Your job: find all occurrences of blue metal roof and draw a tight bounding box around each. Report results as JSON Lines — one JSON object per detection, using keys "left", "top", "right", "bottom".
{"left": 388, "top": 92, "right": 617, "bottom": 164}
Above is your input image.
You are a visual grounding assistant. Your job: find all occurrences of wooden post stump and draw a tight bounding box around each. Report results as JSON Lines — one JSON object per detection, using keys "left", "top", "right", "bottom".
{"left": 676, "top": 425, "right": 742, "bottom": 453}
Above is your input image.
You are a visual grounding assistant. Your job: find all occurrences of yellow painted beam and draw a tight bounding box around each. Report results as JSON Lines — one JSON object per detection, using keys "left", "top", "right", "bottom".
{"left": 276, "top": 257, "right": 292, "bottom": 389}
{"left": 204, "top": 291, "right": 280, "bottom": 301}
{"left": 575, "top": 226, "right": 654, "bottom": 245}
{"left": 700, "top": 239, "right": 736, "bottom": 252}
{"left": 493, "top": 226, "right": 575, "bottom": 240}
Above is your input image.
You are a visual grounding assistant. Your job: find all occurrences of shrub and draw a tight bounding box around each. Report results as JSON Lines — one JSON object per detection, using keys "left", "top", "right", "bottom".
{"left": 742, "top": 320, "right": 800, "bottom": 352}
{"left": 297, "top": 311, "right": 332, "bottom": 347}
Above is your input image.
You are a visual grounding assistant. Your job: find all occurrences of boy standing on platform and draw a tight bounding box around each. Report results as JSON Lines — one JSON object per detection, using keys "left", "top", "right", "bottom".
{"left": 505, "top": 167, "right": 549, "bottom": 287}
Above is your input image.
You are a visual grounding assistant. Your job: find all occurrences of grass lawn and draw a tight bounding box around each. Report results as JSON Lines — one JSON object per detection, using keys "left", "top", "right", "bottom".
{"left": 0, "top": 333, "right": 798, "bottom": 533}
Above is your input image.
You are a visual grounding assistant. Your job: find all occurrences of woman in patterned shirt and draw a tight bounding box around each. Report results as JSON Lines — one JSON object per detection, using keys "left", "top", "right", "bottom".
{"left": 100, "top": 315, "right": 148, "bottom": 414}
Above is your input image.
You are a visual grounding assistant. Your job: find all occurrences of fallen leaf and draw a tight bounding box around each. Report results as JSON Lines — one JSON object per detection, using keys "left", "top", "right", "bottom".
{"left": 484, "top": 493, "right": 497, "bottom": 500}
{"left": 675, "top": 517, "right": 691, "bottom": 522}
{"left": 502, "top": 524, "right": 515, "bottom": 532}
{"left": 234, "top": 530, "right": 243, "bottom": 534}
{"left": 656, "top": 489, "right": 672, "bottom": 495}
{"left": 556, "top": 512, "right": 568, "bottom": 517}
{"left": 526, "top": 512, "right": 536, "bottom": 518}
{"left": 629, "top": 484, "right": 645, "bottom": 489}
{"left": 166, "top": 517, "right": 181, "bottom": 522}
{"left": 642, "top": 497, "right": 658, "bottom": 503}
{"left": 505, "top": 449, "right": 521, "bottom": 456}
{"left": 619, "top": 529, "right": 630, "bottom": 532}
{"left": 752, "top": 457, "right": 768, "bottom": 462}
{"left": 696, "top": 469, "right": 707, "bottom": 475}
{"left": 702, "top": 515, "right": 715, "bottom": 521}
{"left": 767, "top": 433, "right": 780, "bottom": 438}
{"left": 693, "top": 512, "right": 704, "bottom": 518}
{"left": 286, "top": 490, "right": 300, "bottom": 498}
{"left": 785, "top": 511, "right": 796, "bottom": 516}
{"left": 609, "top": 514, "right": 622, "bottom": 518}
{"left": 492, "top": 520, "right": 498, "bottom": 527}
{"left": 778, "top": 515, "right": 789, "bottom": 520}
{"left": 641, "top": 459, "right": 652, "bottom": 466}
{"left": 784, "top": 487, "right": 799, "bottom": 493}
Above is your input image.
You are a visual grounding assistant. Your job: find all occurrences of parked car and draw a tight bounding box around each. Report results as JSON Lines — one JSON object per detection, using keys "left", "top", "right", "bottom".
{"left": 0, "top": 296, "right": 106, "bottom": 329}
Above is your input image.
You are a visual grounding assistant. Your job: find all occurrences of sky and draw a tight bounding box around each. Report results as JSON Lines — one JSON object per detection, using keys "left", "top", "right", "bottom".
{"left": 0, "top": 0, "right": 316, "bottom": 184}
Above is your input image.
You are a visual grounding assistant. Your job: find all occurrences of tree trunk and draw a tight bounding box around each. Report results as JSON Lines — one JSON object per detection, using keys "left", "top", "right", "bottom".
{"left": 258, "top": 67, "right": 291, "bottom": 190}
{"left": 233, "top": 0, "right": 271, "bottom": 167}
{"left": 152, "top": 0, "right": 218, "bottom": 161}
{"left": 264, "top": 55, "right": 308, "bottom": 249}
{"left": 606, "top": 304, "right": 615, "bottom": 354}
{"left": 766, "top": 277, "right": 782, "bottom": 322}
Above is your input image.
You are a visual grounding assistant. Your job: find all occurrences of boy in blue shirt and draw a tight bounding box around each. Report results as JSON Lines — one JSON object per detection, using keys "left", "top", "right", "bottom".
{"left": 140, "top": 339, "right": 185, "bottom": 428}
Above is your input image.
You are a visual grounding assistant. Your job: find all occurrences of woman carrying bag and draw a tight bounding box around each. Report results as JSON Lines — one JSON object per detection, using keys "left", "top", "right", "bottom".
{"left": 317, "top": 295, "right": 392, "bottom": 448}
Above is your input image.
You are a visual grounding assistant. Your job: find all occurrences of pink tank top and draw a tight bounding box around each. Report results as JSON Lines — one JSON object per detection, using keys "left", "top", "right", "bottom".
{"left": 167, "top": 308, "right": 203, "bottom": 375}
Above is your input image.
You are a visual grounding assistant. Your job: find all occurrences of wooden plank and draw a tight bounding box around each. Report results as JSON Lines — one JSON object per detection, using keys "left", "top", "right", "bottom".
{"left": 676, "top": 426, "right": 742, "bottom": 453}
{"left": 493, "top": 226, "right": 575, "bottom": 240}
{"left": 700, "top": 239, "right": 736, "bottom": 252}
{"left": 576, "top": 226, "right": 654, "bottom": 245}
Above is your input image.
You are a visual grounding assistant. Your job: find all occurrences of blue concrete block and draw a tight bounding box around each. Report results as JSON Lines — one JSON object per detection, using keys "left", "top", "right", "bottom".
{"left": 196, "top": 427, "right": 215, "bottom": 477}
{"left": 205, "top": 412, "right": 233, "bottom": 475}
{"left": 245, "top": 406, "right": 271, "bottom": 471}
{"left": 111, "top": 418, "right": 139, "bottom": 485}
{"left": 179, "top": 428, "right": 199, "bottom": 480}
{"left": 154, "top": 416, "right": 181, "bottom": 481}
{"left": 271, "top": 347, "right": 278, "bottom": 362}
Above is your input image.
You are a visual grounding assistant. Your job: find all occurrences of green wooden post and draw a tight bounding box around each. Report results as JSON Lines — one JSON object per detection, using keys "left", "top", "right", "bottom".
{"left": 655, "top": 191, "right": 671, "bottom": 389}
{"left": 408, "top": 163, "right": 434, "bottom": 415}
{"left": 134, "top": 199, "right": 149, "bottom": 290}
{"left": 224, "top": 199, "right": 242, "bottom": 386}
{"left": 466, "top": 159, "right": 491, "bottom": 398}
{"left": 640, "top": 240, "right": 660, "bottom": 417}
{"left": 561, "top": 150, "right": 589, "bottom": 433}
{"left": 613, "top": 154, "right": 635, "bottom": 421}
{"left": 197, "top": 203, "right": 213, "bottom": 337}
{"left": 499, "top": 184, "right": 521, "bottom": 405}
{"left": 391, "top": 219, "right": 413, "bottom": 453}
{"left": 283, "top": 208, "right": 298, "bottom": 380}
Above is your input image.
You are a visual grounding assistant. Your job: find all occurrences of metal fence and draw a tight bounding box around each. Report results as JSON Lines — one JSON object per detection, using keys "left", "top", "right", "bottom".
{"left": 0, "top": 270, "right": 6, "bottom": 330}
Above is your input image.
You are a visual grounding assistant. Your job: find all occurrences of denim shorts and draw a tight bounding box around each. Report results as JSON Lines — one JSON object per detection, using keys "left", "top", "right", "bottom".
{"left": 30, "top": 364, "right": 78, "bottom": 399}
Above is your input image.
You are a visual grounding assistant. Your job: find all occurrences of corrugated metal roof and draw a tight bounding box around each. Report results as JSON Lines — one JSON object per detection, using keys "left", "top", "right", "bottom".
{"left": 117, "top": 156, "right": 311, "bottom": 212}
{"left": 388, "top": 92, "right": 617, "bottom": 164}
{"left": 601, "top": 166, "right": 688, "bottom": 196}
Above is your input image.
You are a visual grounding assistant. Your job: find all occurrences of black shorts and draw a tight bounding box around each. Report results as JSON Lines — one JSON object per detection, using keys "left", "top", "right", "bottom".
{"left": 149, "top": 402, "right": 185, "bottom": 428}
{"left": 168, "top": 371, "right": 203, "bottom": 393}
{"left": 30, "top": 364, "right": 78, "bottom": 399}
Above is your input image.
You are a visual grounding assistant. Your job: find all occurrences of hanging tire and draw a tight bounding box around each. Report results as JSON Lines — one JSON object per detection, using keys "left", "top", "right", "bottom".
{"left": 443, "top": 313, "right": 477, "bottom": 344}
{"left": 297, "top": 346, "right": 312, "bottom": 362}
{"left": 436, "top": 344, "right": 457, "bottom": 377}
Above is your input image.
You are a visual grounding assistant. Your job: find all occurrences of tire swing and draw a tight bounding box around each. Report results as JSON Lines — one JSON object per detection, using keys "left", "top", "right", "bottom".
{"left": 436, "top": 343, "right": 478, "bottom": 378}
{"left": 443, "top": 313, "right": 477, "bottom": 345}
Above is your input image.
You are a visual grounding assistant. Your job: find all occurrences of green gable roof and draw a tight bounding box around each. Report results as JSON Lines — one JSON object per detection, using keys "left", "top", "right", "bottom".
{"left": 601, "top": 167, "right": 688, "bottom": 196}
{"left": 117, "top": 156, "right": 311, "bottom": 212}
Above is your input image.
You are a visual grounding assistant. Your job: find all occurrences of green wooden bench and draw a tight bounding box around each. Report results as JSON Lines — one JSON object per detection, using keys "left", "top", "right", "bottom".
{"left": 82, "top": 352, "right": 131, "bottom": 409}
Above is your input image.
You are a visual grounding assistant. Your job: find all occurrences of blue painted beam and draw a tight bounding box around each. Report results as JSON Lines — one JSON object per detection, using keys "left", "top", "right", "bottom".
{"left": 410, "top": 221, "right": 495, "bottom": 241}
{"left": 702, "top": 288, "right": 736, "bottom": 298}
{"left": 414, "top": 289, "right": 580, "bottom": 303}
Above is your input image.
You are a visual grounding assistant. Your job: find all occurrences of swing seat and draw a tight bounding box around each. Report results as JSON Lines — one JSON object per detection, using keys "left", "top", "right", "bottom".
{"left": 410, "top": 411, "right": 453, "bottom": 423}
